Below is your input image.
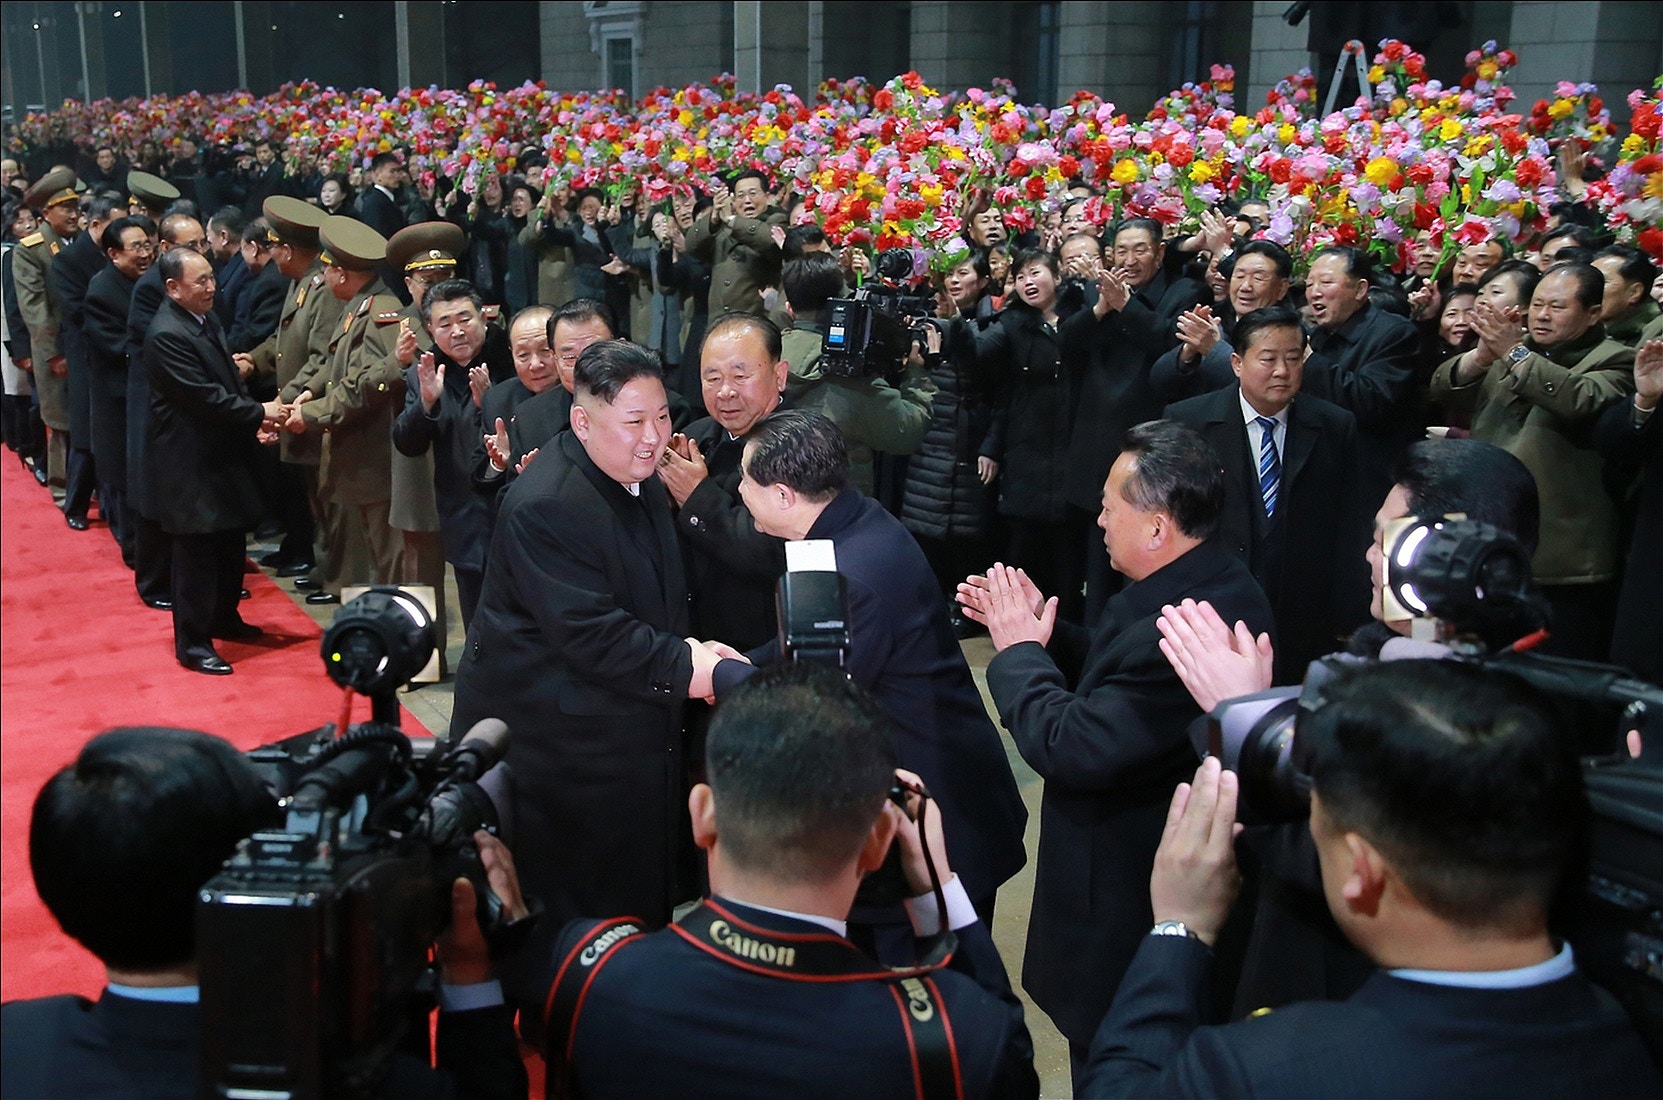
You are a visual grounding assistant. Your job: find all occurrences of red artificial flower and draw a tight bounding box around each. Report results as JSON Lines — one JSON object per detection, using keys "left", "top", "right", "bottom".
{"left": 900, "top": 131, "right": 927, "bottom": 155}
{"left": 873, "top": 89, "right": 894, "bottom": 110}
{"left": 1166, "top": 142, "right": 1194, "bottom": 168}
{"left": 900, "top": 72, "right": 923, "bottom": 91}
{"left": 1633, "top": 154, "right": 1663, "bottom": 176}
{"left": 1268, "top": 158, "right": 1293, "bottom": 184}
{"left": 1057, "top": 155, "right": 1081, "bottom": 179}
{"left": 1499, "top": 128, "right": 1528, "bottom": 155}
{"left": 1639, "top": 226, "right": 1663, "bottom": 262}
{"left": 1588, "top": 96, "right": 1603, "bottom": 116}
{"left": 1008, "top": 159, "right": 1031, "bottom": 178}
{"left": 1515, "top": 159, "right": 1544, "bottom": 189}
{"left": 1406, "top": 163, "right": 1435, "bottom": 185}
{"left": 1024, "top": 175, "right": 1048, "bottom": 200}
{"left": 1332, "top": 222, "right": 1359, "bottom": 246}
{"left": 1634, "top": 107, "right": 1661, "bottom": 140}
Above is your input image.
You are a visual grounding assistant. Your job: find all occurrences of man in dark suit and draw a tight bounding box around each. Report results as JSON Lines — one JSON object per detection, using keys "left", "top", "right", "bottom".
{"left": 658, "top": 313, "right": 789, "bottom": 649}
{"left": 1060, "top": 218, "right": 1209, "bottom": 619}
{"left": 450, "top": 340, "right": 721, "bottom": 1001}
{"left": 239, "top": 137, "right": 291, "bottom": 217}
{"left": 540, "top": 664, "right": 1038, "bottom": 1100}
{"left": 958, "top": 419, "right": 1275, "bottom": 1084}
{"left": 1079, "top": 662, "right": 1663, "bottom": 1098}
{"left": 142, "top": 247, "right": 284, "bottom": 674}
{"left": 127, "top": 213, "right": 208, "bottom": 610}
{"left": 709, "top": 409, "right": 1028, "bottom": 925}
{"left": 50, "top": 192, "right": 125, "bottom": 530}
{"left": 1165, "top": 306, "right": 1370, "bottom": 681}
{"left": 474, "top": 298, "right": 614, "bottom": 505}
{"left": 225, "top": 219, "right": 285, "bottom": 354}
{"left": 83, "top": 214, "right": 158, "bottom": 565}
{"left": 0, "top": 726, "right": 527, "bottom": 1100}
{"left": 356, "top": 153, "right": 409, "bottom": 243}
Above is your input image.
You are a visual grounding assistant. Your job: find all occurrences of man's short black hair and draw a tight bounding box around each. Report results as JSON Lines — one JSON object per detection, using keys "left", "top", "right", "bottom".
{"left": 368, "top": 151, "right": 402, "bottom": 173}
{"left": 1594, "top": 244, "right": 1657, "bottom": 295}
{"left": 207, "top": 206, "right": 246, "bottom": 236}
{"left": 1541, "top": 222, "right": 1604, "bottom": 251}
{"left": 102, "top": 215, "right": 156, "bottom": 253}
{"left": 1111, "top": 217, "right": 1162, "bottom": 248}
{"left": 1116, "top": 420, "right": 1225, "bottom": 540}
{"left": 1311, "top": 245, "right": 1373, "bottom": 282}
{"left": 573, "top": 338, "right": 663, "bottom": 403}
{"left": 85, "top": 192, "right": 125, "bottom": 224}
{"left": 1540, "top": 261, "right": 1605, "bottom": 311}
{"left": 1234, "top": 239, "right": 1293, "bottom": 280}
{"left": 705, "top": 662, "right": 897, "bottom": 880}
{"left": 729, "top": 168, "right": 771, "bottom": 193}
{"left": 704, "top": 313, "right": 782, "bottom": 362}
{"left": 1303, "top": 660, "right": 1585, "bottom": 929}
{"left": 253, "top": 136, "right": 276, "bottom": 151}
{"left": 29, "top": 727, "right": 279, "bottom": 971}
{"left": 1233, "top": 304, "right": 1304, "bottom": 355}
{"left": 419, "top": 278, "right": 483, "bottom": 324}
{"left": 743, "top": 409, "right": 848, "bottom": 501}
{"left": 547, "top": 297, "right": 615, "bottom": 346}
{"left": 781, "top": 252, "right": 846, "bottom": 315}
{"left": 1393, "top": 438, "right": 1540, "bottom": 557}
{"left": 781, "top": 223, "right": 828, "bottom": 262}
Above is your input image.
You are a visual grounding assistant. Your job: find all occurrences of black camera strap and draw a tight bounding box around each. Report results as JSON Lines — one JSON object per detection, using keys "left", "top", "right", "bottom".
{"left": 544, "top": 900, "right": 964, "bottom": 1100}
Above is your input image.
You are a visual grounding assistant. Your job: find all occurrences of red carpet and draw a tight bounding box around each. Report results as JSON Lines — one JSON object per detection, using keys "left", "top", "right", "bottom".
{"left": 1, "top": 453, "right": 432, "bottom": 1003}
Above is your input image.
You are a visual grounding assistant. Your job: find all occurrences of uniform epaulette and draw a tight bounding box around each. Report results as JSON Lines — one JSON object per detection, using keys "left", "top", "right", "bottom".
{"left": 374, "top": 310, "right": 403, "bottom": 325}
{"left": 19, "top": 232, "right": 44, "bottom": 247}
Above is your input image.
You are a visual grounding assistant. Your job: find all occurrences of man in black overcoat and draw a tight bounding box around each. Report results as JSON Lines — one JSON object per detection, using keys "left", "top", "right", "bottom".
{"left": 1164, "top": 306, "right": 1370, "bottom": 680}
{"left": 142, "top": 248, "right": 283, "bottom": 674}
{"left": 449, "top": 340, "right": 721, "bottom": 1008}
{"left": 959, "top": 420, "right": 1274, "bottom": 1085}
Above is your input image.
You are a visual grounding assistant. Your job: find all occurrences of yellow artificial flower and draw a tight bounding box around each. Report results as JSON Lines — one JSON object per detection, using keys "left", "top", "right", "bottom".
{"left": 1278, "top": 123, "right": 1296, "bottom": 144}
{"left": 1646, "top": 173, "right": 1663, "bottom": 201}
{"left": 1230, "top": 115, "right": 1251, "bottom": 138}
{"left": 1189, "top": 161, "right": 1216, "bottom": 184}
{"left": 1622, "top": 133, "right": 1646, "bottom": 155}
{"left": 1439, "top": 117, "right": 1463, "bottom": 142}
{"left": 1363, "top": 156, "right": 1398, "bottom": 186}
{"left": 1548, "top": 99, "right": 1574, "bottom": 120}
{"left": 1111, "top": 159, "right": 1140, "bottom": 185}
{"left": 1368, "top": 65, "right": 1385, "bottom": 83}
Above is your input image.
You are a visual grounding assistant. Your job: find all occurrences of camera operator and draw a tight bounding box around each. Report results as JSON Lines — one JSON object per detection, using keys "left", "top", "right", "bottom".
{"left": 1156, "top": 437, "right": 1544, "bottom": 1014}
{"left": 1078, "top": 662, "right": 1663, "bottom": 1097}
{"left": 1, "top": 727, "right": 528, "bottom": 1099}
{"left": 780, "top": 251, "right": 935, "bottom": 496}
{"left": 707, "top": 409, "right": 1027, "bottom": 929}
{"left": 539, "top": 663, "right": 1038, "bottom": 1099}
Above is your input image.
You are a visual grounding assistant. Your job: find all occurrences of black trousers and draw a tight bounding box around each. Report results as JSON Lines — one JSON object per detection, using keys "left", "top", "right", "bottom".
{"left": 171, "top": 528, "right": 246, "bottom": 661}
{"left": 272, "top": 459, "right": 315, "bottom": 565}
{"left": 63, "top": 441, "right": 96, "bottom": 520}
{"left": 131, "top": 510, "right": 174, "bottom": 603}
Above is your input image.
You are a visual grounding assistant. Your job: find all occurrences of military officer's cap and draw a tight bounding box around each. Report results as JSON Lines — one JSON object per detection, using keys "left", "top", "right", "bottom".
{"left": 24, "top": 168, "right": 82, "bottom": 211}
{"left": 264, "top": 195, "right": 327, "bottom": 248}
{"left": 125, "top": 171, "right": 179, "bottom": 214}
{"left": 386, "top": 221, "right": 466, "bottom": 275}
{"left": 318, "top": 215, "right": 387, "bottom": 271}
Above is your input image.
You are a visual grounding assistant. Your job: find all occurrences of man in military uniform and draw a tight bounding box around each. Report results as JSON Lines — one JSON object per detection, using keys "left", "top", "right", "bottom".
{"left": 126, "top": 170, "right": 179, "bottom": 220}
{"left": 236, "top": 196, "right": 345, "bottom": 592}
{"left": 279, "top": 216, "right": 404, "bottom": 601}
{"left": 12, "top": 167, "right": 84, "bottom": 487}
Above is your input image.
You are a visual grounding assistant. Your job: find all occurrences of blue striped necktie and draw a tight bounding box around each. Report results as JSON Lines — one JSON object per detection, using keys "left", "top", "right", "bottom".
{"left": 1256, "top": 415, "right": 1280, "bottom": 518}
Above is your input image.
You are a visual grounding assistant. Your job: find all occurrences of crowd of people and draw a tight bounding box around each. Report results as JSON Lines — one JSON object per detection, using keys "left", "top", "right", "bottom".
{"left": 2, "top": 84, "right": 1661, "bottom": 1097}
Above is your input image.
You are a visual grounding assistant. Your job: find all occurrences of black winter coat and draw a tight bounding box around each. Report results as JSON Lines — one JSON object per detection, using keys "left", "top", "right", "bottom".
{"left": 901, "top": 336, "right": 997, "bottom": 540}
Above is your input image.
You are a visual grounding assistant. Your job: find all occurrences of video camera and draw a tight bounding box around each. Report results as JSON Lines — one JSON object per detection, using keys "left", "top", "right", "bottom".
{"left": 198, "top": 587, "right": 533, "bottom": 1098}
{"left": 1197, "top": 516, "right": 1663, "bottom": 1060}
{"left": 821, "top": 249, "right": 938, "bottom": 381}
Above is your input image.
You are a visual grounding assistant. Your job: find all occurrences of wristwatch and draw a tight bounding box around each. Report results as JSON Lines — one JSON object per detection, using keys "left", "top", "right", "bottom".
{"left": 1507, "top": 343, "right": 1531, "bottom": 365}
{"left": 1150, "top": 920, "right": 1202, "bottom": 942}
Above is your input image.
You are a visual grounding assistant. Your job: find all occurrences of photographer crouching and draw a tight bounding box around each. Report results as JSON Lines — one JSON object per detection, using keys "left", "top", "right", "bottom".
{"left": 537, "top": 662, "right": 1038, "bottom": 1099}
{"left": 1, "top": 727, "right": 529, "bottom": 1100}
{"left": 1080, "top": 660, "right": 1662, "bottom": 1096}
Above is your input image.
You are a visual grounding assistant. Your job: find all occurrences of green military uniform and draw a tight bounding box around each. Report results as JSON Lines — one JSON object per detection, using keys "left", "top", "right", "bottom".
{"left": 293, "top": 217, "right": 405, "bottom": 593}
{"left": 1607, "top": 299, "right": 1660, "bottom": 349}
{"left": 125, "top": 170, "right": 179, "bottom": 218}
{"left": 13, "top": 168, "right": 82, "bottom": 484}
{"left": 683, "top": 206, "right": 787, "bottom": 318}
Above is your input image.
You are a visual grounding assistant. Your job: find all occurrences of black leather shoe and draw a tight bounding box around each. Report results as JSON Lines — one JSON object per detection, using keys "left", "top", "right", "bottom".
{"left": 33, "top": 466, "right": 49, "bottom": 486}
{"left": 143, "top": 597, "right": 174, "bottom": 611}
{"left": 276, "top": 560, "right": 314, "bottom": 578}
{"left": 239, "top": 588, "right": 251, "bottom": 600}
{"left": 257, "top": 550, "right": 289, "bottom": 567}
{"left": 65, "top": 515, "right": 89, "bottom": 531}
{"left": 292, "top": 574, "right": 318, "bottom": 590}
{"left": 212, "top": 622, "right": 264, "bottom": 642}
{"left": 180, "top": 654, "right": 233, "bottom": 676}
{"left": 305, "top": 590, "right": 340, "bottom": 605}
